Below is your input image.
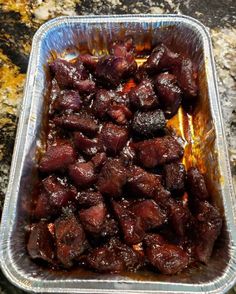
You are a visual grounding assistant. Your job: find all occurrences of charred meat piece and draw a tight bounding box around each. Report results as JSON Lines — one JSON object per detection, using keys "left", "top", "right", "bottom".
{"left": 92, "top": 89, "right": 113, "bottom": 118}
{"left": 99, "top": 218, "right": 119, "bottom": 238}
{"left": 34, "top": 192, "right": 54, "bottom": 219}
{"left": 132, "top": 109, "right": 166, "bottom": 137}
{"left": 95, "top": 54, "right": 137, "bottom": 87}
{"left": 133, "top": 136, "right": 184, "bottom": 168}
{"left": 127, "top": 165, "right": 162, "bottom": 198}
{"left": 99, "top": 123, "right": 129, "bottom": 156}
{"left": 144, "top": 234, "right": 189, "bottom": 274}
{"left": 129, "top": 79, "right": 158, "bottom": 110}
{"left": 76, "top": 191, "right": 103, "bottom": 207}
{"left": 108, "top": 104, "right": 132, "bottom": 125}
{"left": 194, "top": 201, "right": 222, "bottom": 263}
{"left": 54, "top": 214, "right": 87, "bottom": 267}
{"left": 86, "top": 246, "right": 124, "bottom": 273}
{"left": 77, "top": 54, "right": 97, "bottom": 71}
{"left": 130, "top": 200, "right": 167, "bottom": 230}
{"left": 79, "top": 202, "right": 107, "bottom": 233}
{"left": 143, "top": 44, "right": 180, "bottom": 73}
{"left": 112, "top": 201, "right": 145, "bottom": 245}
{"left": 39, "top": 142, "right": 76, "bottom": 173}
{"left": 187, "top": 167, "right": 209, "bottom": 200}
{"left": 74, "top": 132, "right": 101, "bottom": 156}
{"left": 154, "top": 72, "right": 182, "bottom": 118}
{"left": 69, "top": 161, "right": 97, "bottom": 187}
{"left": 43, "top": 175, "right": 76, "bottom": 207}
{"left": 54, "top": 113, "right": 99, "bottom": 136}
{"left": 91, "top": 152, "right": 107, "bottom": 171}
{"left": 53, "top": 90, "right": 81, "bottom": 112}
{"left": 50, "top": 58, "right": 88, "bottom": 89}
{"left": 97, "top": 159, "right": 127, "bottom": 198}
{"left": 167, "top": 199, "right": 191, "bottom": 237}
{"left": 173, "top": 57, "right": 198, "bottom": 98}
{"left": 163, "top": 162, "right": 186, "bottom": 195}
{"left": 27, "top": 222, "right": 55, "bottom": 263}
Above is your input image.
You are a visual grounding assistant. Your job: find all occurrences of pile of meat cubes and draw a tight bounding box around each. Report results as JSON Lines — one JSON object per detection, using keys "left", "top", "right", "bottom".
{"left": 27, "top": 38, "right": 222, "bottom": 275}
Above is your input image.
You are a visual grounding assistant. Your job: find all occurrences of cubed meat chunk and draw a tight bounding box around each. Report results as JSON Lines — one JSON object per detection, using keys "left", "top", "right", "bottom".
{"left": 34, "top": 192, "right": 54, "bottom": 219}
{"left": 187, "top": 167, "right": 209, "bottom": 200}
{"left": 99, "top": 123, "right": 129, "bottom": 155}
{"left": 74, "top": 132, "right": 101, "bottom": 156}
{"left": 50, "top": 58, "right": 88, "bottom": 89}
{"left": 112, "top": 201, "right": 145, "bottom": 244}
{"left": 73, "top": 78, "right": 96, "bottom": 93}
{"left": 129, "top": 79, "right": 158, "bottom": 110}
{"left": 79, "top": 202, "right": 107, "bottom": 233}
{"left": 92, "top": 89, "right": 113, "bottom": 118}
{"left": 173, "top": 57, "right": 198, "bottom": 98}
{"left": 109, "top": 36, "right": 135, "bottom": 56}
{"left": 130, "top": 200, "right": 167, "bottom": 230}
{"left": 97, "top": 159, "right": 127, "bottom": 198}
{"left": 91, "top": 152, "right": 107, "bottom": 171}
{"left": 133, "top": 136, "right": 184, "bottom": 168}
{"left": 53, "top": 90, "right": 81, "bottom": 112}
{"left": 54, "top": 113, "right": 99, "bottom": 136}
{"left": 164, "top": 162, "right": 186, "bottom": 195}
{"left": 39, "top": 142, "right": 76, "bottom": 173}
{"left": 69, "top": 162, "right": 97, "bottom": 187}
{"left": 154, "top": 72, "right": 182, "bottom": 118}
{"left": 54, "top": 214, "right": 87, "bottom": 267}
{"left": 194, "top": 201, "right": 222, "bottom": 263}
{"left": 108, "top": 104, "right": 132, "bottom": 125}
{"left": 144, "top": 234, "right": 189, "bottom": 274}
{"left": 132, "top": 109, "right": 166, "bottom": 137}
{"left": 86, "top": 246, "right": 124, "bottom": 273}
{"left": 127, "top": 166, "right": 162, "bottom": 198}
{"left": 120, "top": 145, "right": 136, "bottom": 166}
{"left": 99, "top": 218, "right": 119, "bottom": 238}
{"left": 42, "top": 175, "right": 76, "bottom": 207}
{"left": 27, "top": 222, "right": 55, "bottom": 263}
{"left": 77, "top": 54, "right": 97, "bottom": 71}
{"left": 143, "top": 44, "right": 180, "bottom": 73}
{"left": 76, "top": 191, "right": 103, "bottom": 207}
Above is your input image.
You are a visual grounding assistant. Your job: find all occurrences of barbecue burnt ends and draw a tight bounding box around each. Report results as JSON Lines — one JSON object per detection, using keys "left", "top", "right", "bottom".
{"left": 27, "top": 38, "right": 222, "bottom": 276}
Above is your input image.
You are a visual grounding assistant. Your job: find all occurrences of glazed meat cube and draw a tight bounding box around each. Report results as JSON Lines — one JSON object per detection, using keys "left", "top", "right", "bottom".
{"left": 91, "top": 152, "right": 107, "bottom": 170}
{"left": 133, "top": 136, "right": 184, "bottom": 168}
{"left": 120, "top": 145, "right": 136, "bottom": 166}
{"left": 167, "top": 199, "right": 191, "bottom": 237}
{"left": 54, "top": 113, "right": 99, "bottom": 136}
{"left": 112, "top": 201, "right": 145, "bottom": 244}
{"left": 39, "top": 142, "right": 76, "bottom": 173}
{"left": 73, "top": 78, "right": 96, "bottom": 93}
{"left": 143, "top": 44, "right": 180, "bottom": 73}
{"left": 153, "top": 186, "right": 172, "bottom": 208}
{"left": 173, "top": 57, "right": 198, "bottom": 98}
{"left": 92, "top": 89, "right": 113, "bottom": 118}
{"left": 97, "top": 159, "right": 127, "bottom": 198}
{"left": 34, "top": 192, "right": 54, "bottom": 219}
{"left": 127, "top": 165, "right": 162, "bottom": 198}
{"left": 53, "top": 90, "right": 81, "bottom": 112}
{"left": 129, "top": 79, "right": 158, "bottom": 110}
{"left": 54, "top": 214, "right": 87, "bottom": 267}
{"left": 69, "top": 161, "right": 97, "bottom": 187}
{"left": 154, "top": 72, "right": 182, "bottom": 118}
{"left": 76, "top": 191, "right": 103, "bottom": 207}
{"left": 42, "top": 175, "right": 76, "bottom": 207}
{"left": 144, "top": 234, "right": 189, "bottom": 274}
{"left": 194, "top": 201, "right": 222, "bottom": 263}
{"left": 50, "top": 58, "right": 88, "bottom": 89}
{"left": 79, "top": 202, "right": 107, "bottom": 234}
{"left": 74, "top": 132, "right": 101, "bottom": 156}
{"left": 108, "top": 104, "right": 132, "bottom": 125}
{"left": 99, "top": 123, "right": 129, "bottom": 155}
{"left": 163, "top": 162, "right": 186, "bottom": 195}
{"left": 27, "top": 222, "right": 55, "bottom": 263}
{"left": 77, "top": 54, "right": 97, "bottom": 71}
{"left": 187, "top": 167, "right": 209, "bottom": 200}
{"left": 86, "top": 246, "right": 124, "bottom": 273}
{"left": 132, "top": 109, "right": 166, "bottom": 137}
{"left": 109, "top": 36, "right": 135, "bottom": 56}
{"left": 95, "top": 54, "right": 137, "bottom": 87}
{"left": 99, "top": 218, "right": 119, "bottom": 238}
{"left": 130, "top": 200, "right": 167, "bottom": 230}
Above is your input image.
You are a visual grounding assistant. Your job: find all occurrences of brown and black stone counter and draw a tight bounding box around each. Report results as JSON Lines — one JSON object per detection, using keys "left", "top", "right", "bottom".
{"left": 0, "top": 1, "right": 235, "bottom": 293}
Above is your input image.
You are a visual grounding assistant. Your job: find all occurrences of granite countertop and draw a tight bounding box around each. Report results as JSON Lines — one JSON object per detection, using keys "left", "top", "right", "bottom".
{"left": 0, "top": 0, "right": 235, "bottom": 293}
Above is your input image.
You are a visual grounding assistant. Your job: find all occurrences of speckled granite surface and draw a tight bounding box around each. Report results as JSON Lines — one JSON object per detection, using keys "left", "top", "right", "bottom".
{"left": 0, "top": 0, "right": 235, "bottom": 293}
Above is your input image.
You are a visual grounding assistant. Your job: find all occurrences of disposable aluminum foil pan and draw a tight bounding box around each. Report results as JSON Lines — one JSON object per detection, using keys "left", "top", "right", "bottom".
{"left": 1, "top": 14, "right": 236, "bottom": 294}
